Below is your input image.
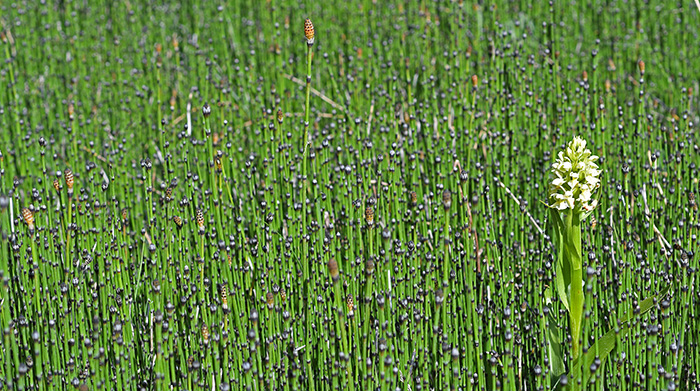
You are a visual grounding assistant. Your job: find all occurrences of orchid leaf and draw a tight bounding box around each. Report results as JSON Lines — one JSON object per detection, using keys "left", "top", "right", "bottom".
{"left": 569, "top": 285, "right": 671, "bottom": 386}
{"left": 544, "top": 287, "right": 567, "bottom": 381}
{"left": 550, "top": 208, "right": 569, "bottom": 313}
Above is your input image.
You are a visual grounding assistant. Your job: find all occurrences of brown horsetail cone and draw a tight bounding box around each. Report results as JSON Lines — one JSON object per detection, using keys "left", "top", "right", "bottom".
{"left": 442, "top": 189, "right": 452, "bottom": 211}
{"left": 471, "top": 74, "right": 478, "bottom": 88}
{"left": 410, "top": 191, "right": 418, "bottom": 206}
{"left": 304, "top": 18, "right": 315, "bottom": 45}
{"left": 172, "top": 215, "right": 183, "bottom": 229}
{"left": 221, "top": 285, "right": 229, "bottom": 312}
{"left": 365, "top": 206, "right": 374, "bottom": 226}
{"left": 22, "top": 208, "right": 35, "bottom": 233}
{"left": 196, "top": 209, "right": 205, "bottom": 233}
{"left": 215, "top": 158, "right": 223, "bottom": 173}
{"left": 277, "top": 109, "right": 284, "bottom": 124}
{"left": 638, "top": 60, "right": 645, "bottom": 75}
{"left": 202, "top": 324, "right": 210, "bottom": 345}
{"left": 590, "top": 216, "right": 598, "bottom": 231}
{"left": 280, "top": 288, "right": 287, "bottom": 302}
{"left": 346, "top": 294, "right": 355, "bottom": 316}
{"left": 165, "top": 187, "right": 173, "bottom": 201}
{"left": 266, "top": 292, "right": 274, "bottom": 309}
{"left": 65, "top": 168, "right": 74, "bottom": 197}
{"left": 53, "top": 178, "right": 61, "bottom": 193}
{"left": 327, "top": 258, "right": 339, "bottom": 282}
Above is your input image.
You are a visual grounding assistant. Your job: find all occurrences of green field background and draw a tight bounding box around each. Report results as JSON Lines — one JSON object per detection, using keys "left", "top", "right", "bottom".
{"left": 0, "top": 1, "right": 698, "bottom": 390}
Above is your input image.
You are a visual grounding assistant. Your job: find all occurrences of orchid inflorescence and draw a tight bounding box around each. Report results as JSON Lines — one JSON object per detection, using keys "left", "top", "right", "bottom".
{"left": 548, "top": 136, "right": 601, "bottom": 213}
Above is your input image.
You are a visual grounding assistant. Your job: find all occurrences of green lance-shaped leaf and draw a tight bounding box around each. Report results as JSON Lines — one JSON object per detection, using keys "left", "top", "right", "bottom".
{"left": 550, "top": 209, "right": 569, "bottom": 313}
{"left": 570, "top": 285, "right": 672, "bottom": 386}
{"left": 544, "top": 287, "right": 567, "bottom": 380}
{"left": 565, "top": 211, "right": 584, "bottom": 382}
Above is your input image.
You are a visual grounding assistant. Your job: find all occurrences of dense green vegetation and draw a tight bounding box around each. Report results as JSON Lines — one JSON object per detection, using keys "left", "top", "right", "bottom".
{"left": 0, "top": 0, "right": 699, "bottom": 390}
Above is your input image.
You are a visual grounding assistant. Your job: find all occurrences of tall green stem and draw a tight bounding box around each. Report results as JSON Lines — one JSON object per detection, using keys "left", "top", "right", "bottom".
{"left": 304, "top": 43, "right": 313, "bottom": 154}
{"left": 566, "top": 212, "right": 584, "bottom": 390}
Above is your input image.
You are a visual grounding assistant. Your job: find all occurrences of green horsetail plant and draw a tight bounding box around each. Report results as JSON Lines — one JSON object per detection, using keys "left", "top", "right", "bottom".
{"left": 547, "top": 136, "right": 601, "bottom": 389}
{"left": 303, "top": 18, "right": 315, "bottom": 153}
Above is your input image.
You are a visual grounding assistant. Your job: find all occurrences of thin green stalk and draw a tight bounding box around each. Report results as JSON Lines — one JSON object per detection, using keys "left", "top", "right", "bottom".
{"left": 304, "top": 41, "right": 313, "bottom": 154}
